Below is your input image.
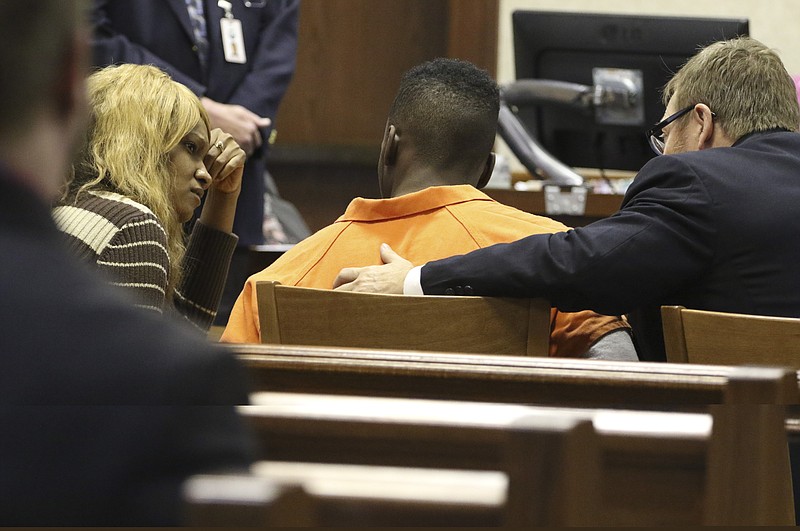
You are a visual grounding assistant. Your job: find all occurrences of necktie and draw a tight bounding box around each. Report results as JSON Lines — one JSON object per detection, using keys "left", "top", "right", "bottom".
{"left": 185, "top": 0, "right": 209, "bottom": 70}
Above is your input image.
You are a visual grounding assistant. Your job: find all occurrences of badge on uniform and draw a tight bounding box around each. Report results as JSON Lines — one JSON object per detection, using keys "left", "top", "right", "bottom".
{"left": 218, "top": 0, "right": 247, "bottom": 64}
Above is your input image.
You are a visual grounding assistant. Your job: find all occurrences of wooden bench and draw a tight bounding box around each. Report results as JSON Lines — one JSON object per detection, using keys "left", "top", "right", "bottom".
{"left": 231, "top": 344, "right": 800, "bottom": 523}
{"left": 183, "top": 478, "right": 314, "bottom": 526}
{"left": 187, "top": 397, "right": 793, "bottom": 525}
{"left": 660, "top": 305, "right": 800, "bottom": 523}
{"left": 186, "top": 462, "right": 508, "bottom": 526}
{"left": 229, "top": 343, "right": 800, "bottom": 405}
{"left": 231, "top": 343, "right": 800, "bottom": 448}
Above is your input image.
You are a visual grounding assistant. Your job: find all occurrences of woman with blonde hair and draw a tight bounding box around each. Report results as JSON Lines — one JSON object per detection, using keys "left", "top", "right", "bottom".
{"left": 54, "top": 64, "right": 245, "bottom": 331}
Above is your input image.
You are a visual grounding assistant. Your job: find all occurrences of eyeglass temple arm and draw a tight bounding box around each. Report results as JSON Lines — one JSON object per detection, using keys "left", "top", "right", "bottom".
{"left": 498, "top": 80, "right": 590, "bottom": 186}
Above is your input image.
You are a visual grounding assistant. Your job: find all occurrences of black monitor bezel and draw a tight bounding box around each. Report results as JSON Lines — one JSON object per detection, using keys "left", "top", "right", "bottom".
{"left": 512, "top": 11, "right": 749, "bottom": 172}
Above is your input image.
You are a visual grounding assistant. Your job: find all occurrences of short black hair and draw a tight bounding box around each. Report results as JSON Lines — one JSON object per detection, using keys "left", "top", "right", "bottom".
{"left": 389, "top": 58, "right": 499, "bottom": 169}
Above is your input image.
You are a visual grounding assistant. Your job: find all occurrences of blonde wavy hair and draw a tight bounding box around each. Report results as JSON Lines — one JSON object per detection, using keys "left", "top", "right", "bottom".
{"left": 65, "top": 63, "right": 210, "bottom": 297}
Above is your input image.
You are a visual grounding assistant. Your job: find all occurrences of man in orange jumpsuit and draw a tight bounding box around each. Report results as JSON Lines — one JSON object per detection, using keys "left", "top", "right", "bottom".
{"left": 221, "top": 58, "right": 635, "bottom": 360}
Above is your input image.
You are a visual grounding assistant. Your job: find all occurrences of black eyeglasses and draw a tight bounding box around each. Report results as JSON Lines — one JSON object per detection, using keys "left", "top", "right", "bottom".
{"left": 646, "top": 105, "right": 694, "bottom": 155}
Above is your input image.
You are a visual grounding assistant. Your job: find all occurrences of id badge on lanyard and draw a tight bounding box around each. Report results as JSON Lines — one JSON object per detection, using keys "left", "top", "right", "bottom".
{"left": 218, "top": 0, "right": 247, "bottom": 64}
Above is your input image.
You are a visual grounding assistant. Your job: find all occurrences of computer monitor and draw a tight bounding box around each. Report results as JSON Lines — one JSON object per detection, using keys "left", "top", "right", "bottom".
{"left": 512, "top": 11, "right": 749, "bottom": 172}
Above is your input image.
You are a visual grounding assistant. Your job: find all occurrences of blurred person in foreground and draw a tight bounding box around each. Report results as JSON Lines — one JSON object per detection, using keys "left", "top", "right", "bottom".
{"left": 0, "top": 1, "right": 253, "bottom": 525}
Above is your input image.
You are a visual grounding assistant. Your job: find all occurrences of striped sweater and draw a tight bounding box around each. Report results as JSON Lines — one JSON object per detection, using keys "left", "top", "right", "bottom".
{"left": 53, "top": 191, "right": 237, "bottom": 331}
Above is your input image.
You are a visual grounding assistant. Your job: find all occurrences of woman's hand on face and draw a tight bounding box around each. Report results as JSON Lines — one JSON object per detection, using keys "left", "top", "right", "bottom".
{"left": 204, "top": 128, "right": 246, "bottom": 195}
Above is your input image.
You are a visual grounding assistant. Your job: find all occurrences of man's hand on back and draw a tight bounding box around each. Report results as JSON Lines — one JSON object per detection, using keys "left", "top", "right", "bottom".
{"left": 333, "top": 243, "right": 412, "bottom": 294}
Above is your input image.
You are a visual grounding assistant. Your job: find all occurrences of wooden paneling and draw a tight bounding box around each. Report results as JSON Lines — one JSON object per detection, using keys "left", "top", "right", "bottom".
{"left": 273, "top": 0, "right": 499, "bottom": 148}
{"left": 274, "top": 0, "right": 448, "bottom": 147}
{"left": 447, "top": 0, "right": 499, "bottom": 74}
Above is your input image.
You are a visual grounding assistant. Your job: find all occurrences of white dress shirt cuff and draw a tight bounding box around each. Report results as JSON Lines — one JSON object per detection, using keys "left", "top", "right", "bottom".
{"left": 403, "top": 266, "right": 424, "bottom": 295}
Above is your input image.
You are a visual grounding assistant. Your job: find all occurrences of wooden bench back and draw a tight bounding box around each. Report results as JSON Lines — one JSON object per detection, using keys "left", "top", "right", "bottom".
{"left": 184, "top": 477, "right": 314, "bottom": 526}
{"left": 229, "top": 343, "right": 800, "bottom": 405}
{"left": 225, "top": 345, "right": 798, "bottom": 524}
{"left": 256, "top": 280, "right": 552, "bottom": 356}
{"left": 187, "top": 397, "right": 793, "bottom": 525}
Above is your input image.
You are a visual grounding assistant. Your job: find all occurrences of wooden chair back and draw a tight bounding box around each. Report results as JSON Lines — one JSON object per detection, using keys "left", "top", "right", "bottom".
{"left": 662, "top": 305, "right": 800, "bottom": 368}
{"left": 256, "top": 280, "right": 552, "bottom": 356}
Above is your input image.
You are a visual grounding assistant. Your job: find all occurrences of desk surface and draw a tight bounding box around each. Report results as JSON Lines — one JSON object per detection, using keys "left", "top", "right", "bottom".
{"left": 484, "top": 188, "right": 624, "bottom": 227}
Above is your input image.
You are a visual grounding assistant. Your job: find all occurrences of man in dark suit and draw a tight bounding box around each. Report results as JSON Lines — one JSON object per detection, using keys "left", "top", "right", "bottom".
{"left": 0, "top": 1, "right": 254, "bottom": 525}
{"left": 92, "top": 0, "right": 302, "bottom": 320}
{"left": 333, "top": 36, "right": 800, "bottom": 363}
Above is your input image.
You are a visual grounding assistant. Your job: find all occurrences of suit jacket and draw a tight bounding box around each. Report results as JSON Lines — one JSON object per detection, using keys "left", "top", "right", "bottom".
{"left": 92, "top": 0, "right": 300, "bottom": 245}
{"left": 0, "top": 167, "right": 254, "bottom": 525}
{"left": 421, "top": 130, "right": 800, "bottom": 361}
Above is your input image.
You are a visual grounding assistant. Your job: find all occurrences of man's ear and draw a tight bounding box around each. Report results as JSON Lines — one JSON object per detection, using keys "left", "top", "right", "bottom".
{"left": 476, "top": 152, "right": 496, "bottom": 189}
{"left": 382, "top": 124, "right": 400, "bottom": 166}
{"left": 694, "top": 104, "right": 717, "bottom": 150}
